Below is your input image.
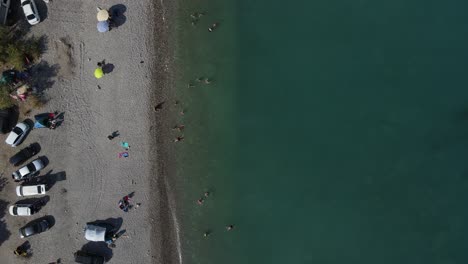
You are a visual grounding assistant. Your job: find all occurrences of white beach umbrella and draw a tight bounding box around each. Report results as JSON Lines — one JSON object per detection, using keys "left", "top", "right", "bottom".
{"left": 97, "top": 9, "right": 109, "bottom": 22}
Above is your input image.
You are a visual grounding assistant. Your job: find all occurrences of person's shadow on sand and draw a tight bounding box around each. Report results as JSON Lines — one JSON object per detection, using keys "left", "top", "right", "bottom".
{"left": 102, "top": 63, "right": 115, "bottom": 74}
{"left": 109, "top": 4, "right": 127, "bottom": 28}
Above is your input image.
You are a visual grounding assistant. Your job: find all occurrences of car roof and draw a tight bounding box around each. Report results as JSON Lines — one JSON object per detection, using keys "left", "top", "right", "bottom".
{"left": 16, "top": 122, "right": 27, "bottom": 130}
{"left": 22, "top": 3, "right": 34, "bottom": 16}
{"left": 20, "top": 185, "right": 45, "bottom": 195}
{"left": 17, "top": 206, "right": 31, "bottom": 215}
{"left": 19, "top": 166, "right": 31, "bottom": 176}
{"left": 5, "top": 132, "right": 19, "bottom": 145}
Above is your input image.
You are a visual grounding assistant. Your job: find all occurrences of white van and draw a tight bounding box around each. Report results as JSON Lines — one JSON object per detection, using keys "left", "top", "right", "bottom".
{"left": 16, "top": 184, "right": 46, "bottom": 197}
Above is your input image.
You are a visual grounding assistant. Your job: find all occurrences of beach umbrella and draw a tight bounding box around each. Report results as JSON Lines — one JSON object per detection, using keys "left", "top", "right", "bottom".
{"left": 97, "top": 9, "right": 109, "bottom": 21}
{"left": 94, "top": 68, "right": 104, "bottom": 79}
{"left": 97, "top": 21, "right": 109, "bottom": 33}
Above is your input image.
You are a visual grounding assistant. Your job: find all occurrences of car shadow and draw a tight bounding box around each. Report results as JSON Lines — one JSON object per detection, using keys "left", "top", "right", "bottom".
{"left": 16, "top": 195, "right": 50, "bottom": 213}
{"left": 35, "top": 0, "right": 48, "bottom": 22}
{"left": 27, "top": 170, "right": 66, "bottom": 191}
{"left": 109, "top": 4, "right": 126, "bottom": 28}
{"left": 87, "top": 217, "right": 123, "bottom": 234}
{"left": 45, "top": 171, "right": 66, "bottom": 191}
{"left": 80, "top": 242, "right": 113, "bottom": 262}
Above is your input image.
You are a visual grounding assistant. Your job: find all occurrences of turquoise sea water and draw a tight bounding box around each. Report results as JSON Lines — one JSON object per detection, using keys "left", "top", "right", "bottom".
{"left": 176, "top": 0, "right": 468, "bottom": 263}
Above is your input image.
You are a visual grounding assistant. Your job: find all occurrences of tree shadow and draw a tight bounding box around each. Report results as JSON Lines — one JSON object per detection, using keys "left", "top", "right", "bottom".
{"left": 0, "top": 175, "right": 9, "bottom": 192}
{"left": 0, "top": 199, "right": 11, "bottom": 246}
{"left": 109, "top": 4, "right": 127, "bottom": 28}
{"left": 36, "top": 35, "right": 49, "bottom": 54}
{"left": 28, "top": 61, "right": 59, "bottom": 93}
{"left": 80, "top": 242, "right": 113, "bottom": 262}
{"left": 35, "top": 0, "right": 49, "bottom": 22}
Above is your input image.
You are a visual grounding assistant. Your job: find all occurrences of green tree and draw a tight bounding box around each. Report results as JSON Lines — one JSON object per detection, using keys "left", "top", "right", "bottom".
{"left": 0, "top": 26, "right": 41, "bottom": 70}
{"left": 0, "top": 84, "right": 14, "bottom": 110}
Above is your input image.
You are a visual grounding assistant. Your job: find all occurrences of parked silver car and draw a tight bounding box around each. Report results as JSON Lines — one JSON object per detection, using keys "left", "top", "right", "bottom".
{"left": 9, "top": 204, "right": 35, "bottom": 216}
{"left": 16, "top": 184, "right": 46, "bottom": 197}
{"left": 5, "top": 122, "right": 30, "bottom": 147}
{"left": 12, "top": 158, "right": 44, "bottom": 182}
{"left": 20, "top": 0, "right": 40, "bottom": 25}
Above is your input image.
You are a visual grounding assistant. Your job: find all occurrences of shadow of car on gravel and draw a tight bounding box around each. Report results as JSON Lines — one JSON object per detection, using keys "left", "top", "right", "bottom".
{"left": 35, "top": 0, "right": 48, "bottom": 22}
{"left": 109, "top": 4, "right": 126, "bottom": 28}
{"left": 26, "top": 170, "right": 66, "bottom": 191}
{"left": 80, "top": 241, "right": 113, "bottom": 262}
{"left": 16, "top": 195, "right": 50, "bottom": 212}
{"left": 87, "top": 217, "right": 123, "bottom": 234}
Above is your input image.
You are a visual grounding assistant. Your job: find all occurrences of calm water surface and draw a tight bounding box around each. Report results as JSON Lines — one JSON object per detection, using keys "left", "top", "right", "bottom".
{"left": 175, "top": 0, "right": 468, "bottom": 263}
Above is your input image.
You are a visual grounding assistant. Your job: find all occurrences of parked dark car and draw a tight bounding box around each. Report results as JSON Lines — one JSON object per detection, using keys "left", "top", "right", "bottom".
{"left": 19, "top": 218, "right": 50, "bottom": 238}
{"left": 74, "top": 250, "right": 105, "bottom": 264}
{"left": 9, "top": 143, "right": 40, "bottom": 166}
{"left": 0, "top": 107, "right": 12, "bottom": 134}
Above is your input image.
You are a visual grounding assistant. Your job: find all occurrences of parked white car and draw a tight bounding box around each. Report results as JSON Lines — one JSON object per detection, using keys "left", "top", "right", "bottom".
{"left": 12, "top": 158, "right": 44, "bottom": 181}
{"left": 5, "top": 122, "right": 30, "bottom": 147}
{"left": 20, "top": 0, "right": 40, "bottom": 25}
{"left": 16, "top": 184, "right": 46, "bottom": 197}
{"left": 9, "top": 204, "right": 34, "bottom": 216}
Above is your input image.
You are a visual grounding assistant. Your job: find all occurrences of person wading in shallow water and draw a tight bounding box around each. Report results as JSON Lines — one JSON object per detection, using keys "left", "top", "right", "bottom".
{"left": 208, "top": 22, "right": 219, "bottom": 32}
{"left": 197, "top": 198, "right": 204, "bottom": 205}
{"left": 226, "top": 225, "right": 234, "bottom": 231}
{"left": 174, "top": 136, "right": 184, "bottom": 142}
{"left": 173, "top": 125, "right": 185, "bottom": 131}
